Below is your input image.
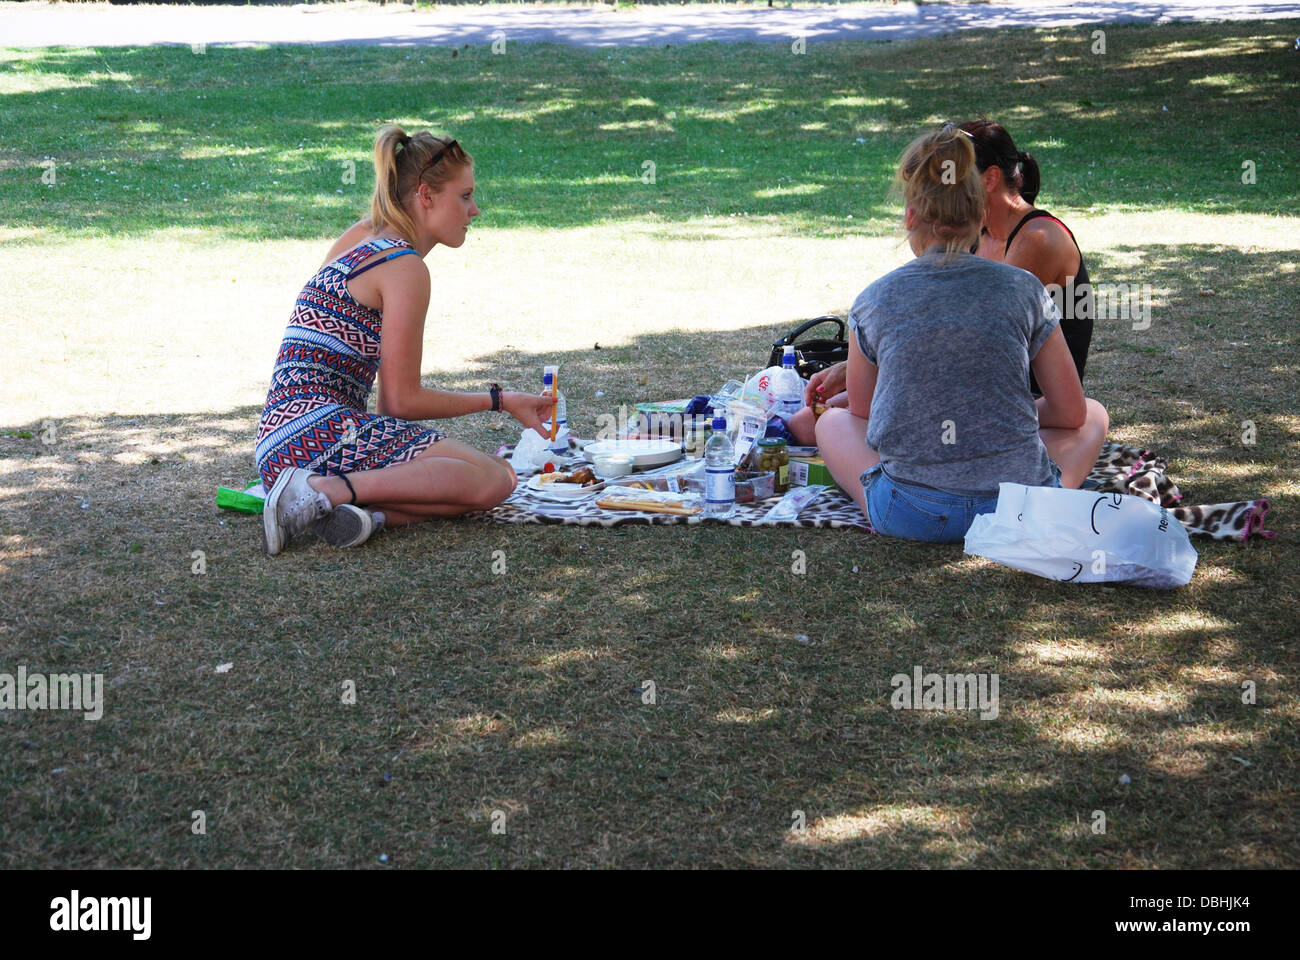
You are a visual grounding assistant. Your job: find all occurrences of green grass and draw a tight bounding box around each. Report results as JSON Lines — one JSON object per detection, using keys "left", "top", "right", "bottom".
{"left": 1, "top": 22, "right": 1298, "bottom": 868}
{"left": 3, "top": 26, "right": 1294, "bottom": 242}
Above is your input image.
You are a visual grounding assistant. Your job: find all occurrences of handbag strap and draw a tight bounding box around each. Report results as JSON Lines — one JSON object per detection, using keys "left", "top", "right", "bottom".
{"left": 778, "top": 315, "right": 846, "bottom": 346}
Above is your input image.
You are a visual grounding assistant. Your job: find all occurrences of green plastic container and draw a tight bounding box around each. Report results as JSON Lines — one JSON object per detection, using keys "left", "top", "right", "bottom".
{"left": 216, "top": 485, "right": 266, "bottom": 515}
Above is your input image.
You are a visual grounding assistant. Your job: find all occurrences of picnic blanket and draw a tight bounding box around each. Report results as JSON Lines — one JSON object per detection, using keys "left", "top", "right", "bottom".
{"left": 483, "top": 442, "right": 1275, "bottom": 540}
{"left": 1084, "top": 443, "right": 1274, "bottom": 541}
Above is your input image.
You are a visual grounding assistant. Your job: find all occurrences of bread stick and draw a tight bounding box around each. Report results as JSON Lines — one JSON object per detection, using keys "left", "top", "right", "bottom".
{"left": 595, "top": 494, "right": 701, "bottom": 515}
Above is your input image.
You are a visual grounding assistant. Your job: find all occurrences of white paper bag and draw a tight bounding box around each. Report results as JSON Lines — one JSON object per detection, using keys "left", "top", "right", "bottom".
{"left": 963, "top": 484, "right": 1198, "bottom": 589}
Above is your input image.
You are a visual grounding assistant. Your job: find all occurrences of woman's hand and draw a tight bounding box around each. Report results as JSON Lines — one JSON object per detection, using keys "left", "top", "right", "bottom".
{"left": 805, "top": 361, "right": 848, "bottom": 407}
{"left": 502, "top": 391, "right": 559, "bottom": 437}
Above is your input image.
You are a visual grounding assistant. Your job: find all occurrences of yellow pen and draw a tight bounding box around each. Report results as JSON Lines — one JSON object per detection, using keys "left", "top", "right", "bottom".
{"left": 544, "top": 365, "right": 559, "bottom": 442}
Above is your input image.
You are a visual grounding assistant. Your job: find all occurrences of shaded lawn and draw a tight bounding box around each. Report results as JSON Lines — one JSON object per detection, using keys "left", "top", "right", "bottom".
{"left": 0, "top": 21, "right": 1297, "bottom": 867}
{"left": 2, "top": 22, "right": 1296, "bottom": 242}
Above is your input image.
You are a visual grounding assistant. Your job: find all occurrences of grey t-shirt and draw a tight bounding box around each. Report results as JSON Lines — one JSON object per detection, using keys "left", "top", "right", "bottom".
{"left": 849, "top": 249, "right": 1060, "bottom": 496}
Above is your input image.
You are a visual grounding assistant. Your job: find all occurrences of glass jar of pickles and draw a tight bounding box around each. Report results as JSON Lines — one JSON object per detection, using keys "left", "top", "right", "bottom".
{"left": 754, "top": 437, "right": 789, "bottom": 493}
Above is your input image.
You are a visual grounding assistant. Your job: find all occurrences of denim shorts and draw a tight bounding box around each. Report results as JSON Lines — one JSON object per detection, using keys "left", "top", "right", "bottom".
{"left": 861, "top": 462, "right": 1063, "bottom": 543}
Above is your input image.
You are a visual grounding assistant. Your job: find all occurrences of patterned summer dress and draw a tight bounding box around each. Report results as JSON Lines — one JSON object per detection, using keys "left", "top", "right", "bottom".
{"left": 255, "top": 236, "right": 444, "bottom": 488}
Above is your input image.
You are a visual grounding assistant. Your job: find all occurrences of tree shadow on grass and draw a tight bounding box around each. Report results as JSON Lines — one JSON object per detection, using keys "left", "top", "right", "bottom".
{"left": 1, "top": 283, "right": 1295, "bottom": 864}
{"left": 2, "top": 21, "right": 1297, "bottom": 241}
{"left": 1077, "top": 242, "right": 1300, "bottom": 496}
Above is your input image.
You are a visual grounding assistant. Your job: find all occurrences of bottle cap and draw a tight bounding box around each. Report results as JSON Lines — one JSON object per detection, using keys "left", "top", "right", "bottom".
{"left": 712, "top": 416, "right": 726, "bottom": 431}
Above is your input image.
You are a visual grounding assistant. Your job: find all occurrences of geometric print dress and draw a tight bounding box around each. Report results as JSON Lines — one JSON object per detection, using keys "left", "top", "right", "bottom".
{"left": 255, "top": 236, "right": 445, "bottom": 489}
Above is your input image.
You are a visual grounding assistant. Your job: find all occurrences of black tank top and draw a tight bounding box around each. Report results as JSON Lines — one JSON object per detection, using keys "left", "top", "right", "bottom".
{"left": 1005, "top": 209, "right": 1093, "bottom": 392}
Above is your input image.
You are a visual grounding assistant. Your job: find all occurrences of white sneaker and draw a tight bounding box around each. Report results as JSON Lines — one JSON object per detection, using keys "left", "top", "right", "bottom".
{"left": 261, "top": 467, "right": 331, "bottom": 556}
{"left": 315, "top": 503, "right": 377, "bottom": 549}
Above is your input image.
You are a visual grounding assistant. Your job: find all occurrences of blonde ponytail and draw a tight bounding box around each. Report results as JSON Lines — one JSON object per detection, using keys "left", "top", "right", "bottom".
{"left": 893, "top": 125, "right": 984, "bottom": 259}
{"left": 369, "top": 124, "right": 473, "bottom": 245}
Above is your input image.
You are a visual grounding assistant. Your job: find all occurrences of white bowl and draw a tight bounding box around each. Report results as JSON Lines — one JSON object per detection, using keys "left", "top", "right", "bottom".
{"left": 591, "top": 453, "right": 634, "bottom": 477}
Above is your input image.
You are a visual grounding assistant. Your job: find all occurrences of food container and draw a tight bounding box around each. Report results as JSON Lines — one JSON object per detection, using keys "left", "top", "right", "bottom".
{"left": 753, "top": 438, "right": 790, "bottom": 493}
{"left": 591, "top": 453, "right": 634, "bottom": 478}
{"left": 682, "top": 417, "right": 713, "bottom": 459}
{"left": 632, "top": 400, "right": 692, "bottom": 440}
{"left": 683, "top": 469, "right": 775, "bottom": 504}
{"left": 789, "top": 455, "right": 833, "bottom": 487}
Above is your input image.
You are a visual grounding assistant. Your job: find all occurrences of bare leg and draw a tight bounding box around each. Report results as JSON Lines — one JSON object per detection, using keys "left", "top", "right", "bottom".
{"left": 368, "top": 501, "right": 508, "bottom": 522}
{"left": 370, "top": 506, "right": 431, "bottom": 528}
{"left": 1039, "top": 398, "right": 1109, "bottom": 488}
{"left": 787, "top": 407, "right": 818, "bottom": 446}
{"left": 305, "top": 438, "right": 517, "bottom": 515}
{"left": 789, "top": 391, "right": 848, "bottom": 446}
{"left": 814, "top": 407, "right": 880, "bottom": 518}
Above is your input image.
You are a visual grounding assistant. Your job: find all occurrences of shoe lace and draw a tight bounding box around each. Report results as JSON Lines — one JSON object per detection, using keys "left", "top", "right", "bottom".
{"left": 283, "top": 488, "right": 328, "bottom": 537}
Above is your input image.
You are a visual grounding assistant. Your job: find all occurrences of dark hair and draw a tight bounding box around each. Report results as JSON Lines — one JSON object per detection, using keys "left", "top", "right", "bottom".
{"left": 958, "top": 118, "right": 1041, "bottom": 204}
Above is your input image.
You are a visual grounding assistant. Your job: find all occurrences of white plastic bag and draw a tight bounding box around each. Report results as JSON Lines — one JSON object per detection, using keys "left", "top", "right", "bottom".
{"left": 963, "top": 484, "right": 1198, "bottom": 589}
{"left": 741, "top": 365, "right": 805, "bottom": 417}
{"left": 509, "top": 428, "right": 554, "bottom": 473}
{"left": 740, "top": 366, "right": 784, "bottom": 417}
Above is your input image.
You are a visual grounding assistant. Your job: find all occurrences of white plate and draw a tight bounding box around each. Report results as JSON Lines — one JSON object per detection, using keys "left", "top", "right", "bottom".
{"left": 526, "top": 474, "right": 605, "bottom": 500}
{"left": 583, "top": 438, "right": 683, "bottom": 470}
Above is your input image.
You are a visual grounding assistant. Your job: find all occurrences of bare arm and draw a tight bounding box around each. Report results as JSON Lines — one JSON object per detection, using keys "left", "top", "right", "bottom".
{"left": 372, "top": 258, "right": 555, "bottom": 430}
{"left": 845, "top": 329, "right": 878, "bottom": 421}
{"left": 322, "top": 222, "right": 475, "bottom": 421}
{"left": 1032, "top": 326, "right": 1087, "bottom": 429}
{"left": 1003, "top": 220, "right": 1076, "bottom": 288}
{"left": 373, "top": 258, "right": 489, "bottom": 420}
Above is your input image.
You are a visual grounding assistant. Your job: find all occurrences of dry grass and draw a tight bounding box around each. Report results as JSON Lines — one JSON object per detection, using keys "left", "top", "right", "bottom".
{"left": 1, "top": 23, "right": 1297, "bottom": 868}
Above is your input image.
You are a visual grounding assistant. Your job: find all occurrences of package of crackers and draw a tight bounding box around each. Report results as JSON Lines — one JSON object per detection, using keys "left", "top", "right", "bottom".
{"left": 595, "top": 486, "right": 702, "bottom": 516}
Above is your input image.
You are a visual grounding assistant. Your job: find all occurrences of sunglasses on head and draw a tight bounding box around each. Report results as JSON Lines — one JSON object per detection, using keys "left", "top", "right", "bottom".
{"left": 417, "top": 139, "right": 458, "bottom": 182}
{"left": 940, "top": 122, "right": 975, "bottom": 140}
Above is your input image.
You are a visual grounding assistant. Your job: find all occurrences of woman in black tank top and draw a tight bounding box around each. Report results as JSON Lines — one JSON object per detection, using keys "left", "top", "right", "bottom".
{"left": 960, "top": 120, "right": 1094, "bottom": 395}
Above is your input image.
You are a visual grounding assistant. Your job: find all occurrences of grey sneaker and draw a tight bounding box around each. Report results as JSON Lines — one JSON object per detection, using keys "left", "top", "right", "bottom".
{"left": 315, "top": 503, "right": 376, "bottom": 549}
{"left": 262, "top": 468, "right": 331, "bottom": 556}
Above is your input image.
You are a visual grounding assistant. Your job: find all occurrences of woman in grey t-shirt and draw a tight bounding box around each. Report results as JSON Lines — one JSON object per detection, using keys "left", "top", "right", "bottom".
{"left": 813, "top": 125, "right": 1109, "bottom": 543}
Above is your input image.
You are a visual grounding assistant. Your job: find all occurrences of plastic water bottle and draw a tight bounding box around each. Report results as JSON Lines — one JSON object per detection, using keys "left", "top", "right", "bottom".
{"left": 704, "top": 414, "right": 736, "bottom": 519}
{"left": 777, "top": 345, "right": 805, "bottom": 419}
{"left": 542, "top": 365, "right": 568, "bottom": 452}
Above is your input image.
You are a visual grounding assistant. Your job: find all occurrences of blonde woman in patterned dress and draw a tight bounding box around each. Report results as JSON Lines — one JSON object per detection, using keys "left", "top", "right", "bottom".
{"left": 255, "top": 126, "right": 554, "bottom": 556}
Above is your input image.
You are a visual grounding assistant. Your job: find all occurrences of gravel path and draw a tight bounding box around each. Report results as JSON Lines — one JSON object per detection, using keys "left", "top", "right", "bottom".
{"left": 3, "top": 1, "right": 1299, "bottom": 49}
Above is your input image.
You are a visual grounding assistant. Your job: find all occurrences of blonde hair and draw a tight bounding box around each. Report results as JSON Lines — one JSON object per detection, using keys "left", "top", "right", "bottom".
{"left": 370, "top": 125, "right": 473, "bottom": 245}
{"left": 893, "top": 125, "right": 984, "bottom": 259}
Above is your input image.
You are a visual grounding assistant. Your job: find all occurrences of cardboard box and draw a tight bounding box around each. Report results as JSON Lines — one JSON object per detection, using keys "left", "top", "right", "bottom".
{"left": 789, "top": 455, "right": 833, "bottom": 487}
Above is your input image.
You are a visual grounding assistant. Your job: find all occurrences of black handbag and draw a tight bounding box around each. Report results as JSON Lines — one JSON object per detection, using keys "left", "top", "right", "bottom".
{"left": 769, "top": 316, "right": 848, "bottom": 379}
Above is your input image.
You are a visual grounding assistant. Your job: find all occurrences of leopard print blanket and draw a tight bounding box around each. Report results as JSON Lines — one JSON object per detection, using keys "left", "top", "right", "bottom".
{"left": 1083, "top": 443, "right": 1274, "bottom": 541}
{"left": 484, "top": 443, "right": 1274, "bottom": 540}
